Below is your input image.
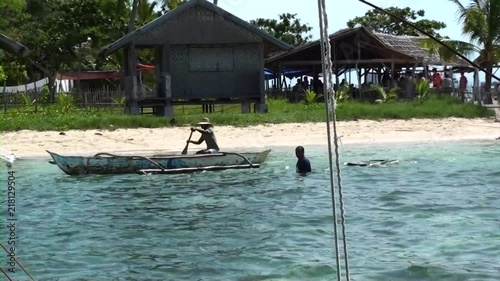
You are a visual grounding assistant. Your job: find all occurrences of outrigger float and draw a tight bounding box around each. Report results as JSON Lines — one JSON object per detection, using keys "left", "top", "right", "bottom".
{"left": 47, "top": 150, "right": 271, "bottom": 176}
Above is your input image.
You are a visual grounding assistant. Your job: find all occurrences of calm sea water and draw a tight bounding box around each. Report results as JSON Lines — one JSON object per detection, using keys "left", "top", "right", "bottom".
{"left": 1, "top": 140, "right": 499, "bottom": 281}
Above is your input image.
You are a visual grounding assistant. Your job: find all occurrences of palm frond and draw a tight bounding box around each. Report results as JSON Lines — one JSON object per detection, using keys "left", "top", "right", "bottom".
{"left": 370, "top": 84, "right": 386, "bottom": 100}
{"left": 416, "top": 37, "right": 477, "bottom": 62}
{"left": 462, "top": 6, "right": 488, "bottom": 43}
{"left": 449, "top": 0, "right": 468, "bottom": 22}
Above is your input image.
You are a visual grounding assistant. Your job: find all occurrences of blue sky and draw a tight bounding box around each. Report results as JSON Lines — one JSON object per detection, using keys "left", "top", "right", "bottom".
{"left": 217, "top": 0, "right": 470, "bottom": 43}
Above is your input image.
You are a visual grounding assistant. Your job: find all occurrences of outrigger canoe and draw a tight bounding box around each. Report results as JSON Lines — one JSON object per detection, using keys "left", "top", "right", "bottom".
{"left": 47, "top": 150, "right": 271, "bottom": 176}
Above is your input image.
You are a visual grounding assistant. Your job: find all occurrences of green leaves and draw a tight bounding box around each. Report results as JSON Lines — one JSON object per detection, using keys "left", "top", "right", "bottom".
{"left": 347, "top": 7, "right": 447, "bottom": 37}
{"left": 371, "top": 84, "right": 398, "bottom": 104}
{"left": 0, "top": 0, "right": 133, "bottom": 85}
{"left": 0, "top": 66, "right": 6, "bottom": 83}
{"left": 448, "top": 0, "right": 500, "bottom": 89}
{"left": 250, "top": 13, "right": 313, "bottom": 46}
{"left": 415, "top": 79, "right": 434, "bottom": 104}
{"left": 416, "top": 37, "right": 477, "bottom": 62}
{"left": 304, "top": 90, "right": 320, "bottom": 104}
{"left": 1, "top": 0, "right": 25, "bottom": 10}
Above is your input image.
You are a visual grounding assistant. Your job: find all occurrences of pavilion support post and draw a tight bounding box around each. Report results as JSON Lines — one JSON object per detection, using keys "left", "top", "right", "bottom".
{"left": 123, "top": 44, "right": 139, "bottom": 115}
{"left": 474, "top": 68, "right": 481, "bottom": 104}
{"left": 333, "top": 40, "right": 339, "bottom": 88}
{"left": 312, "top": 65, "right": 320, "bottom": 93}
{"left": 254, "top": 43, "right": 268, "bottom": 113}
{"left": 403, "top": 64, "right": 412, "bottom": 99}
{"left": 277, "top": 64, "right": 283, "bottom": 91}
{"left": 334, "top": 67, "right": 339, "bottom": 88}
{"left": 412, "top": 63, "right": 418, "bottom": 98}
{"left": 357, "top": 39, "right": 362, "bottom": 99}
{"left": 390, "top": 61, "right": 395, "bottom": 87}
{"left": 156, "top": 44, "right": 173, "bottom": 117}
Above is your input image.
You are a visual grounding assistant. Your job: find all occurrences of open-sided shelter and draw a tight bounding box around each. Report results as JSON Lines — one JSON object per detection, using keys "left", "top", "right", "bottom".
{"left": 99, "top": 0, "right": 291, "bottom": 116}
{"left": 266, "top": 27, "right": 469, "bottom": 90}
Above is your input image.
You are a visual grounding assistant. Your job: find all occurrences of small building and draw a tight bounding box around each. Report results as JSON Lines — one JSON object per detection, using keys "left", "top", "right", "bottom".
{"left": 98, "top": 0, "right": 291, "bottom": 116}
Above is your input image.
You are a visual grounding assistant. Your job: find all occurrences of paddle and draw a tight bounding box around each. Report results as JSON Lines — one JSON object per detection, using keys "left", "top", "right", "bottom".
{"left": 181, "top": 130, "right": 194, "bottom": 155}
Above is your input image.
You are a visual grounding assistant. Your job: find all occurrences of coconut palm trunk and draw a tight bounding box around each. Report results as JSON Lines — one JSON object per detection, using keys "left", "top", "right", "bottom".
{"left": 128, "top": 0, "right": 139, "bottom": 33}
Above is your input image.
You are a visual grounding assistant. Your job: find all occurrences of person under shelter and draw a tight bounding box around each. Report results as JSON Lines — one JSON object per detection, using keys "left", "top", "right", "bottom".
{"left": 189, "top": 117, "right": 220, "bottom": 154}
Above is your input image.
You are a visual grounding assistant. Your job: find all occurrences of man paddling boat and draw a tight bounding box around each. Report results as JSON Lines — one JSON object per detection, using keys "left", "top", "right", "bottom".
{"left": 188, "top": 117, "right": 220, "bottom": 154}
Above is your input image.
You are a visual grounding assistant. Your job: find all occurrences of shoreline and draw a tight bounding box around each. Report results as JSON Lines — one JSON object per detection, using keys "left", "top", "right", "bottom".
{"left": 2, "top": 118, "right": 499, "bottom": 160}
{"left": 10, "top": 138, "right": 499, "bottom": 161}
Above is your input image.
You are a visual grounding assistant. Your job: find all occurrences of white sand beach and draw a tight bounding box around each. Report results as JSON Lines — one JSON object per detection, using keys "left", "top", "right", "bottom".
{"left": 1, "top": 118, "right": 499, "bottom": 159}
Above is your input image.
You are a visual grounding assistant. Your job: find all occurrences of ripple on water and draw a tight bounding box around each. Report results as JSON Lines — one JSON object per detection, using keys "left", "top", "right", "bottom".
{"left": 0, "top": 141, "right": 499, "bottom": 280}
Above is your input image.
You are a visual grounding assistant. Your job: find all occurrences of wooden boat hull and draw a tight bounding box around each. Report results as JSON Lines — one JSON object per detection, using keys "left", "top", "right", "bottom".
{"left": 47, "top": 150, "right": 271, "bottom": 176}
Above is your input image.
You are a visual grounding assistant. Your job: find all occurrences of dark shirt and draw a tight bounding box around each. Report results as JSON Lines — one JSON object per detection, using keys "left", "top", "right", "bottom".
{"left": 296, "top": 157, "right": 311, "bottom": 173}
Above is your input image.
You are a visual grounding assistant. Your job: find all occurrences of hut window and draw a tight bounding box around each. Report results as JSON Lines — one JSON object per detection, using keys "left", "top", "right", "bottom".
{"left": 189, "top": 47, "right": 234, "bottom": 72}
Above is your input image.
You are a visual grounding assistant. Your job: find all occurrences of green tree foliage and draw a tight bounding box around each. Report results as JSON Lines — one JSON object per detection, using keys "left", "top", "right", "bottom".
{"left": 250, "top": 13, "right": 312, "bottom": 46}
{"left": 0, "top": 66, "right": 6, "bottom": 83}
{"left": 0, "top": 0, "right": 313, "bottom": 88}
{"left": 1, "top": 0, "right": 131, "bottom": 86}
{"left": 417, "top": 0, "right": 500, "bottom": 103}
{"left": 449, "top": 0, "right": 500, "bottom": 96}
{"left": 1, "top": 0, "right": 25, "bottom": 10}
{"left": 347, "top": 7, "right": 447, "bottom": 38}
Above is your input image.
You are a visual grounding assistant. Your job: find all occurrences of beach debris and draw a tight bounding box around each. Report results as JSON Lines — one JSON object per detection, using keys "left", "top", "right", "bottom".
{"left": 95, "top": 132, "right": 103, "bottom": 136}
{"left": 345, "top": 159, "right": 399, "bottom": 167}
{"left": 59, "top": 132, "right": 66, "bottom": 135}
{"left": 1, "top": 148, "right": 17, "bottom": 167}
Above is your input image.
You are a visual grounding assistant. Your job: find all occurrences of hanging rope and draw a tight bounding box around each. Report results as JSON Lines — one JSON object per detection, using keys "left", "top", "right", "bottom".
{"left": 316, "top": 1, "right": 351, "bottom": 281}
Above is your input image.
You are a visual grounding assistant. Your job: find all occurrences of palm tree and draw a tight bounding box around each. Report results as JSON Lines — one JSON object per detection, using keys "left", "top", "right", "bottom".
{"left": 420, "top": 0, "right": 500, "bottom": 103}
{"left": 451, "top": 0, "right": 500, "bottom": 97}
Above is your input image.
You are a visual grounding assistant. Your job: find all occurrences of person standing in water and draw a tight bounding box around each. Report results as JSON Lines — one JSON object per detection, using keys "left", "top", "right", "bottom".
{"left": 295, "top": 146, "right": 311, "bottom": 173}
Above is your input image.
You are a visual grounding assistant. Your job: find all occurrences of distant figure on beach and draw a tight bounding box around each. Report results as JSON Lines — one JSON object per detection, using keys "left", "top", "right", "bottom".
{"left": 459, "top": 72, "right": 468, "bottom": 101}
{"left": 432, "top": 68, "right": 442, "bottom": 89}
{"left": 295, "top": 146, "right": 311, "bottom": 174}
{"left": 189, "top": 117, "right": 220, "bottom": 154}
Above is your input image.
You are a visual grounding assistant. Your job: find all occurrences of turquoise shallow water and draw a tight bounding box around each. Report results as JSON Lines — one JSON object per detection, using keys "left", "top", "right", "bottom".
{"left": 1, "top": 140, "right": 499, "bottom": 281}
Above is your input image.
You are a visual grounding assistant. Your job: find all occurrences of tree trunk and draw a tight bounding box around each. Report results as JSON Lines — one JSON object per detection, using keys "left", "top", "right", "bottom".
{"left": 484, "top": 62, "right": 493, "bottom": 104}
{"left": 128, "top": 0, "right": 139, "bottom": 34}
{"left": 48, "top": 74, "right": 56, "bottom": 103}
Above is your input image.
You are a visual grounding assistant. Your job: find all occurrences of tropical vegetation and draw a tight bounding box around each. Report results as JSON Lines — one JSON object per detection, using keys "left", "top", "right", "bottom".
{"left": 0, "top": 1, "right": 497, "bottom": 132}
{"left": 0, "top": 0, "right": 313, "bottom": 88}
{"left": 416, "top": 0, "right": 500, "bottom": 102}
{"left": 0, "top": 94, "right": 493, "bottom": 131}
{"left": 347, "top": 7, "right": 448, "bottom": 38}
